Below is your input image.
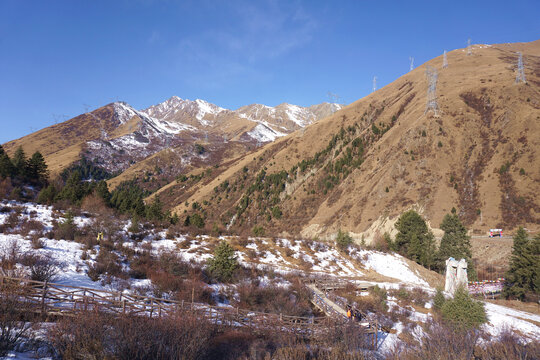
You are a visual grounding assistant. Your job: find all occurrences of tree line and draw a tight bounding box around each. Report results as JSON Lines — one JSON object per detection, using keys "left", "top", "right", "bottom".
{"left": 389, "top": 209, "right": 477, "bottom": 280}
{"left": 0, "top": 145, "right": 49, "bottom": 198}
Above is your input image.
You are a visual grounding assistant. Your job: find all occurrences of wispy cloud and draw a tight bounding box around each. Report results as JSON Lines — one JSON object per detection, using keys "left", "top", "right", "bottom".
{"left": 148, "top": 30, "right": 160, "bottom": 44}
{"left": 173, "top": 0, "right": 318, "bottom": 88}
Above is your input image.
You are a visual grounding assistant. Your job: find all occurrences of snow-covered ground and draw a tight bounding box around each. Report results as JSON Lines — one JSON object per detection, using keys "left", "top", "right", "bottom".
{"left": 1, "top": 200, "right": 539, "bottom": 359}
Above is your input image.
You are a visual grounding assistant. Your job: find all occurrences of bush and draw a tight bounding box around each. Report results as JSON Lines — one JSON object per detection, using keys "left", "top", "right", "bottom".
{"left": 252, "top": 225, "right": 265, "bottom": 237}
{"left": 0, "top": 284, "right": 35, "bottom": 356}
{"left": 475, "top": 327, "right": 540, "bottom": 359}
{"left": 387, "top": 320, "right": 480, "bottom": 360}
{"left": 185, "top": 213, "right": 205, "bottom": 229}
{"left": 54, "top": 211, "right": 78, "bottom": 240}
{"left": 48, "top": 311, "right": 215, "bottom": 360}
{"left": 28, "top": 256, "right": 61, "bottom": 282}
{"left": 87, "top": 247, "right": 126, "bottom": 281}
{"left": 440, "top": 286, "right": 487, "bottom": 330}
{"left": 271, "top": 206, "right": 282, "bottom": 219}
{"left": 433, "top": 288, "right": 446, "bottom": 312}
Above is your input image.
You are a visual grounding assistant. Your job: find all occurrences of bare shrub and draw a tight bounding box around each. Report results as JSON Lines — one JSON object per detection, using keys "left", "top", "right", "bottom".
{"left": 20, "top": 254, "right": 61, "bottom": 283}
{"left": 0, "top": 240, "right": 22, "bottom": 276}
{"left": 236, "top": 280, "right": 312, "bottom": 317}
{"left": 19, "top": 219, "right": 44, "bottom": 237}
{"left": 0, "top": 283, "right": 35, "bottom": 356}
{"left": 30, "top": 235, "right": 45, "bottom": 249}
{"left": 0, "top": 205, "right": 11, "bottom": 214}
{"left": 4, "top": 210, "right": 20, "bottom": 230}
{"left": 48, "top": 311, "right": 215, "bottom": 360}
{"left": 80, "top": 193, "right": 108, "bottom": 215}
{"left": 87, "top": 248, "right": 126, "bottom": 282}
{"left": 0, "top": 178, "right": 13, "bottom": 199}
{"left": 409, "top": 287, "right": 430, "bottom": 307}
{"left": 475, "top": 327, "right": 540, "bottom": 359}
{"left": 385, "top": 320, "right": 480, "bottom": 360}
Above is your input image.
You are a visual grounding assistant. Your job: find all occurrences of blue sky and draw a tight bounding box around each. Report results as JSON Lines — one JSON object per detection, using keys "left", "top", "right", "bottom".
{"left": 1, "top": 0, "right": 539, "bottom": 143}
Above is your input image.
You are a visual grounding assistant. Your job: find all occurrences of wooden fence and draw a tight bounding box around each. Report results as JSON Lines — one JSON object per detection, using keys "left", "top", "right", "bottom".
{"left": 0, "top": 275, "right": 381, "bottom": 347}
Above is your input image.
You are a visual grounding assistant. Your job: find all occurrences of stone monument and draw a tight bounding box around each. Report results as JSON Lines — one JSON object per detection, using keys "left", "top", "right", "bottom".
{"left": 445, "top": 257, "right": 468, "bottom": 295}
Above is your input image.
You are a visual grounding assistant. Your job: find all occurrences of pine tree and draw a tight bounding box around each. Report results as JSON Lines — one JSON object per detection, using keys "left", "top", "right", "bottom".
{"left": 504, "top": 227, "right": 536, "bottom": 300}
{"left": 26, "top": 151, "right": 49, "bottom": 186}
{"left": 441, "top": 286, "right": 487, "bottom": 330}
{"left": 336, "top": 229, "right": 353, "bottom": 250}
{"left": 420, "top": 232, "right": 437, "bottom": 270}
{"left": 395, "top": 210, "right": 436, "bottom": 268}
{"left": 437, "top": 213, "right": 476, "bottom": 279}
{"left": 0, "top": 146, "right": 14, "bottom": 179}
{"left": 11, "top": 146, "right": 27, "bottom": 178}
{"left": 37, "top": 184, "right": 58, "bottom": 205}
{"left": 433, "top": 287, "right": 446, "bottom": 311}
{"left": 207, "top": 241, "right": 238, "bottom": 282}
{"left": 529, "top": 233, "right": 540, "bottom": 294}
{"left": 95, "top": 180, "right": 111, "bottom": 205}
{"left": 146, "top": 197, "right": 164, "bottom": 221}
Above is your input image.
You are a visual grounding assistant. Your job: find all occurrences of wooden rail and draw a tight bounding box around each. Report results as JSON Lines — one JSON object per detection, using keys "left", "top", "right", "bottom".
{"left": 0, "top": 275, "right": 381, "bottom": 346}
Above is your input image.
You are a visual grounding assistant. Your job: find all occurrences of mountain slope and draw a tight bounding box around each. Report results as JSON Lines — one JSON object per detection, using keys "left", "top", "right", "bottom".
{"left": 3, "top": 98, "right": 341, "bottom": 176}
{"left": 153, "top": 40, "right": 540, "bottom": 239}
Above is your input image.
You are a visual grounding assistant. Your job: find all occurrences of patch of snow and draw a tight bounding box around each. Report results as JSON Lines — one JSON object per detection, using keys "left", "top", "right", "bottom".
{"left": 358, "top": 250, "right": 429, "bottom": 286}
{"left": 247, "top": 123, "right": 286, "bottom": 142}
{"left": 483, "top": 302, "right": 540, "bottom": 340}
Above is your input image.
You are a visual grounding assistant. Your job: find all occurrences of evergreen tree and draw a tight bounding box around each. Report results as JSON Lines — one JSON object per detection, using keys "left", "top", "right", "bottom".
{"left": 207, "top": 241, "right": 238, "bottom": 282}
{"left": 433, "top": 287, "right": 446, "bottom": 312}
{"left": 0, "top": 147, "right": 14, "bottom": 179}
{"left": 441, "top": 286, "right": 487, "bottom": 330}
{"left": 503, "top": 227, "right": 536, "bottom": 300}
{"left": 26, "top": 151, "right": 48, "bottom": 186}
{"left": 531, "top": 234, "right": 540, "bottom": 294}
{"left": 95, "top": 180, "right": 111, "bottom": 205}
{"left": 437, "top": 213, "right": 476, "bottom": 279}
{"left": 55, "top": 171, "right": 92, "bottom": 204}
{"left": 37, "top": 184, "right": 58, "bottom": 205}
{"left": 336, "top": 229, "right": 353, "bottom": 250}
{"left": 407, "top": 233, "right": 422, "bottom": 262}
{"left": 11, "top": 146, "right": 27, "bottom": 178}
{"left": 146, "top": 197, "right": 164, "bottom": 221}
{"left": 395, "top": 210, "right": 436, "bottom": 268}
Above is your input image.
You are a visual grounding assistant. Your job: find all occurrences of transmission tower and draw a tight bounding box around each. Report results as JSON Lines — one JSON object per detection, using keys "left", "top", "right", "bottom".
{"left": 372, "top": 76, "right": 377, "bottom": 93}
{"left": 516, "top": 52, "right": 526, "bottom": 83}
{"left": 409, "top": 57, "right": 414, "bottom": 71}
{"left": 425, "top": 65, "right": 440, "bottom": 117}
{"left": 467, "top": 38, "right": 472, "bottom": 56}
{"left": 443, "top": 50, "right": 448, "bottom": 68}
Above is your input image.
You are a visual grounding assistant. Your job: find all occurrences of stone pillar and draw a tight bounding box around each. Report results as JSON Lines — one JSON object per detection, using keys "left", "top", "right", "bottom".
{"left": 445, "top": 257, "right": 458, "bottom": 294}
{"left": 456, "top": 258, "right": 468, "bottom": 290}
{"left": 445, "top": 257, "right": 468, "bottom": 295}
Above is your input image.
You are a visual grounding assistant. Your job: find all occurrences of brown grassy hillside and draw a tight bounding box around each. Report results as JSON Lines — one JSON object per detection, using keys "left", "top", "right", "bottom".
{"left": 156, "top": 40, "right": 540, "bottom": 241}
{"left": 3, "top": 104, "right": 122, "bottom": 174}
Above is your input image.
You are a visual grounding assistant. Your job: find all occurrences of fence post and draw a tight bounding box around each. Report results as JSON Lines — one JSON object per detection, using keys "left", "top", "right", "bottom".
{"left": 122, "top": 299, "right": 126, "bottom": 314}
{"left": 41, "top": 281, "right": 48, "bottom": 317}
